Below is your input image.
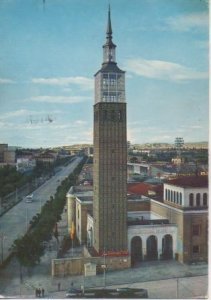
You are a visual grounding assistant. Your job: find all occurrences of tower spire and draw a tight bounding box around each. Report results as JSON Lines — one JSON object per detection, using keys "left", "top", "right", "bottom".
{"left": 106, "top": 4, "right": 112, "bottom": 38}
{"left": 103, "top": 5, "right": 116, "bottom": 63}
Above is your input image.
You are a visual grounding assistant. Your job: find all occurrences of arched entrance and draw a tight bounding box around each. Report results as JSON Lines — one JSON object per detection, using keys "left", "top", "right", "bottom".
{"left": 162, "top": 234, "right": 173, "bottom": 259}
{"left": 146, "top": 235, "right": 158, "bottom": 260}
{"left": 131, "top": 236, "right": 142, "bottom": 266}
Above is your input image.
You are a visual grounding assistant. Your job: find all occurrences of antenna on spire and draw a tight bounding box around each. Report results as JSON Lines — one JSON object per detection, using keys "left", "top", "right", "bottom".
{"left": 106, "top": 3, "right": 112, "bottom": 36}
{"left": 43, "top": 0, "right": 46, "bottom": 12}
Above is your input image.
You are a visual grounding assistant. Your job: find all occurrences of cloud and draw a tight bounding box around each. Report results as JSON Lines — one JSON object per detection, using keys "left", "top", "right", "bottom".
{"left": 0, "top": 78, "right": 15, "bottom": 84}
{"left": 0, "top": 109, "right": 29, "bottom": 120}
{"left": 27, "top": 95, "right": 91, "bottom": 104}
{"left": 0, "top": 109, "right": 61, "bottom": 120}
{"left": 32, "top": 76, "right": 94, "bottom": 90}
{"left": 165, "top": 12, "right": 208, "bottom": 32}
{"left": 124, "top": 58, "right": 208, "bottom": 82}
{"left": 0, "top": 117, "right": 92, "bottom": 147}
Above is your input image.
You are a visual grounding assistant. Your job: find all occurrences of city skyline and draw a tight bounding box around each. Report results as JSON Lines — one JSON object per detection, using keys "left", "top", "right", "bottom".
{"left": 0, "top": 0, "right": 209, "bottom": 148}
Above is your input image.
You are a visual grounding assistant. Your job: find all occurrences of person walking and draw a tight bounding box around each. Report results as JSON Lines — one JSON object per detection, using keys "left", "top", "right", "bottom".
{"left": 41, "top": 288, "right": 45, "bottom": 298}
{"left": 58, "top": 282, "right": 61, "bottom": 291}
{"left": 38, "top": 288, "right": 41, "bottom": 298}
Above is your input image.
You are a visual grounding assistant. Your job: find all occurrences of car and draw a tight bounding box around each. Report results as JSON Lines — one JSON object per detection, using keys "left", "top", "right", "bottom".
{"left": 25, "top": 194, "right": 34, "bottom": 203}
{"left": 65, "top": 288, "right": 82, "bottom": 298}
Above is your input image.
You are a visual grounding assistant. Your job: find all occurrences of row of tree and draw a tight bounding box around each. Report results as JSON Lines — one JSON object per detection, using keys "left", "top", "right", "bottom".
{"left": 0, "top": 165, "right": 29, "bottom": 198}
{"left": 11, "top": 156, "right": 87, "bottom": 269}
{"left": 0, "top": 156, "right": 73, "bottom": 199}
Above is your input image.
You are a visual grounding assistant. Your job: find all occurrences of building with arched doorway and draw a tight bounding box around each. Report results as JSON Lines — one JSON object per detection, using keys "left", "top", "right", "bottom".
{"left": 127, "top": 211, "right": 177, "bottom": 265}
{"left": 67, "top": 174, "right": 208, "bottom": 267}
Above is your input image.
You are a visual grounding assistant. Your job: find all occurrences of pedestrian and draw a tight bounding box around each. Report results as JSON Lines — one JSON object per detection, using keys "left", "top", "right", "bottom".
{"left": 41, "top": 288, "right": 45, "bottom": 298}
{"left": 38, "top": 288, "right": 41, "bottom": 298}
{"left": 35, "top": 288, "right": 38, "bottom": 298}
{"left": 58, "top": 282, "right": 61, "bottom": 291}
{"left": 71, "top": 281, "right": 74, "bottom": 287}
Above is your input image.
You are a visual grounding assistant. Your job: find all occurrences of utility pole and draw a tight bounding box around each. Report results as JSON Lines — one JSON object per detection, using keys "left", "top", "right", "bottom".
{"left": 176, "top": 278, "right": 179, "bottom": 298}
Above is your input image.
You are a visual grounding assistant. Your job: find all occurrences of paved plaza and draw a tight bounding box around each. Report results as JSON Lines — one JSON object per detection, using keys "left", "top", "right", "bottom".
{"left": 0, "top": 252, "right": 208, "bottom": 299}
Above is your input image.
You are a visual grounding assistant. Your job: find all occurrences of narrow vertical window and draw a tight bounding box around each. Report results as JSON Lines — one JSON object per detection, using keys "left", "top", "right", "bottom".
{"left": 196, "top": 193, "right": 200, "bottom": 206}
{"left": 203, "top": 193, "right": 207, "bottom": 206}
{"left": 189, "top": 193, "right": 194, "bottom": 206}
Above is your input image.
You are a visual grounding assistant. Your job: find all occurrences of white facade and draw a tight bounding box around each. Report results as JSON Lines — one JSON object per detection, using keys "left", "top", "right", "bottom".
{"left": 128, "top": 224, "right": 177, "bottom": 259}
{"left": 164, "top": 183, "right": 208, "bottom": 208}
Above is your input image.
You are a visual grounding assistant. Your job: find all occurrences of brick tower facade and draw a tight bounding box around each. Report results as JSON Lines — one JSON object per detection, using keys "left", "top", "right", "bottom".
{"left": 93, "top": 7, "right": 128, "bottom": 255}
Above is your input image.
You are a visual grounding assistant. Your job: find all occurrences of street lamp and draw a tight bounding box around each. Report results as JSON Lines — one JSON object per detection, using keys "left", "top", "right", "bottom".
{"left": 101, "top": 248, "right": 106, "bottom": 288}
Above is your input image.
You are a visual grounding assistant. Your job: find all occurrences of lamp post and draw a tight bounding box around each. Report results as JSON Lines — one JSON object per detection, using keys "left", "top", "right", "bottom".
{"left": 40, "top": 197, "right": 42, "bottom": 213}
{"left": 102, "top": 248, "right": 106, "bottom": 288}
{"left": 25, "top": 207, "right": 28, "bottom": 232}
{"left": 176, "top": 278, "right": 179, "bottom": 298}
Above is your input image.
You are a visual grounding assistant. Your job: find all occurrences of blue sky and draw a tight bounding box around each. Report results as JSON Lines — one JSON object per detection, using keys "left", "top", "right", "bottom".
{"left": 0, "top": 0, "right": 209, "bottom": 148}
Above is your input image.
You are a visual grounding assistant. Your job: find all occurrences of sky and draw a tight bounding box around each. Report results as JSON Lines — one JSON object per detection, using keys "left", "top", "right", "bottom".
{"left": 0, "top": 0, "right": 209, "bottom": 148}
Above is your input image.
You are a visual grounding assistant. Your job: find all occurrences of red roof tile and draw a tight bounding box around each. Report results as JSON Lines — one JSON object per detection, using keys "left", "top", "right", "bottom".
{"left": 127, "top": 182, "right": 163, "bottom": 196}
{"left": 166, "top": 175, "right": 208, "bottom": 188}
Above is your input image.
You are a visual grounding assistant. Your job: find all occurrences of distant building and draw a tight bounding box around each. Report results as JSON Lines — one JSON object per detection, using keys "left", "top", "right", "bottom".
{"left": 0, "top": 144, "right": 8, "bottom": 162}
{"left": 35, "top": 151, "right": 57, "bottom": 164}
{"left": 0, "top": 144, "right": 16, "bottom": 165}
{"left": 84, "top": 146, "right": 93, "bottom": 157}
{"left": 16, "top": 157, "right": 36, "bottom": 173}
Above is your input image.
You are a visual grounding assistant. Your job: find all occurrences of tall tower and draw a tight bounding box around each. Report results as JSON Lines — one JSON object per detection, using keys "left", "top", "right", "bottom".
{"left": 93, "top": 7, "right": 128, "bottom": 255}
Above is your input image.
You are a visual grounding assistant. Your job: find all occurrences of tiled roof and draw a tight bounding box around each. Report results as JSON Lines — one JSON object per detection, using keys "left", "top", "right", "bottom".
{"left": 127, "top": 182, "right": 163, "bottom": 196}
{"left": 166, "top": 175, "right": 208, "bottom": 188}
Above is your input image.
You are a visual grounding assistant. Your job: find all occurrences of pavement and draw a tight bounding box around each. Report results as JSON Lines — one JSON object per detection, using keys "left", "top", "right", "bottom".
{"left": 0, "top": 207, "right": 208, "bottom": 299}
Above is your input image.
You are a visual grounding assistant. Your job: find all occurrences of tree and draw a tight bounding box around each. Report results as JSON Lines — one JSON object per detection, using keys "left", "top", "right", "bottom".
{"left": 12, "top": 234, "right": 44, "bottom": 268}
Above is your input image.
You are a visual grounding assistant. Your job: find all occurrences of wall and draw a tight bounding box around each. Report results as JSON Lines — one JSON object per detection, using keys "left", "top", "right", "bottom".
{"left": 183, "top": 212, "right": 208, "bottom": 263}
{"left": 52, "top": 255, "right": 131, "bottom": 277}
{"left": 150, "top": 200, "right": 184, "bottom": 261}
{"left": 127, "top": 199, "right": 150, "bottom": 212}
{"left": 150, "top": 200, "right": 208, "bottom": 263}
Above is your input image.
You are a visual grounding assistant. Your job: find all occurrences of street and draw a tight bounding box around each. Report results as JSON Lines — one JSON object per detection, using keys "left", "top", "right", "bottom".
{"left": 0, "top": 156, "right": 82, "bottom": 264}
